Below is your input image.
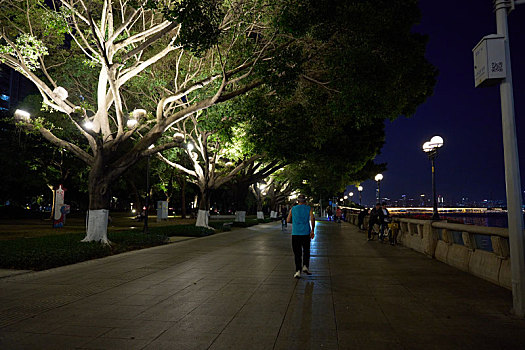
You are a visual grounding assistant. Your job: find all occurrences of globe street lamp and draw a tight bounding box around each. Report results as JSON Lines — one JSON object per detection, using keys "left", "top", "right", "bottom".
{"left": 422, "top": 135, "right": 444, "bottom": 220}
{"left": 14, "top": 109, "right": 31, "bottom": 122}
{"left": 374, "top": 174, "right": 383, "bottom": 203}
{"left": 349, "top": 192, "right": 354, "bottom": 205}
{"left": 357, "top": 186, "right": 363, "bottom": 205}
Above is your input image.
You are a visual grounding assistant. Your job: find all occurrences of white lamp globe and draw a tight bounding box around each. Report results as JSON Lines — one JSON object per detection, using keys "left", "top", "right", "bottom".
{"left": 132, "top": 109, "right": 147, "bottom": 119}
{"left": 430, "top": 135, "right": 444, "bottom": 148}
{"left": 53, "top": 86, "right": 68, "bottom": 101}
{"left": 358, "top": 186, "right": 363, "bottom": 192}
{"left": 14, "top": 109, "right": 31, "bottom": 122}
{"left": 173, "top": 132, "right": 185, "bottom": 142}
{"left": 422, "top": 141, "right": 433, "bottom": 153}
{"left": 84, "top": 120, "right": 94, "bottom": 130}
{"left": 127, "top": 119, "right": 138, "bottom": 128}
{"left": 375, "top": 174, "right": 383, "bottom": 182}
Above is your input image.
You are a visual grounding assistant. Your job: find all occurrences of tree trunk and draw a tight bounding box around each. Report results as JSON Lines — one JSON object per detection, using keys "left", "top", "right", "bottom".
{"left": 256, "top": 199, "right": 264, "bottom": 220}
{"left": 233, "top": 183, "right": 249, "bottom": 222}
{"left": 181, "top": 180, "right": 187, "bottom": 219}
{"left": 82, "top": 154, "right": 111, "bottom": 244}
{"left": 196, "top": 188, "right": 211, "bottom": 228}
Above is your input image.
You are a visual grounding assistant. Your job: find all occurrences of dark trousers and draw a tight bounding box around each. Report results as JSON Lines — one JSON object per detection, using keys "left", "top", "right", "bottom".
{"left": 292, "top": 235, "right": 311, "bottom": 271}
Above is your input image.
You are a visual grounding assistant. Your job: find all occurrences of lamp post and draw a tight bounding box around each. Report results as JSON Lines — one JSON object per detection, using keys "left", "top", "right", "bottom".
{"left": 374, "top": 174, "right": 383, "bottom": 203}
{"left": 422, "top": 135, "right": 444, "bottom": 220}
{"left": 491, "top": 0, "right": 525, "bottom": 317}
{"left": 358, "top": 186, "right": 363, "bottom": 206}
{"left": 349, "top": 192, "right": 354, "bottom": 205}
{"left": 143, "top": 144, "right": 155, "bottom": 234}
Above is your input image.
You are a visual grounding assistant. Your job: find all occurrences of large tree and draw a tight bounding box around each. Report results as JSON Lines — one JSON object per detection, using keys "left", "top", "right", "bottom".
{"left": 157, "top": 111, "right": 263, "bottom": 227}
{"left": 0, "top": 0, "right": 298, "bottom": 242}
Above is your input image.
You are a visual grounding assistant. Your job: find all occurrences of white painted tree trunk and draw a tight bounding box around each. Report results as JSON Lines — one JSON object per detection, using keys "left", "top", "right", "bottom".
{"left": 235, "top": 210, "right": 246, "bottom": 222}
{"left": 196, "top": 209, "right": 210, "bottom": 228}
{"left": 257, "top": 211, "right": 264, "bottom": 220}
{"left": 82, "top": 209, "right": 110, "bottom": 244}
{"left": 270, "top": 211, "right": 277, "bottom": 219}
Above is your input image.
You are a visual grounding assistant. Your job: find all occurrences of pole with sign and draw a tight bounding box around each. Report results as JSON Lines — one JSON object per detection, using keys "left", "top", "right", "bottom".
{"left": 474, "top": 0, "right": 525, "bottom": 317}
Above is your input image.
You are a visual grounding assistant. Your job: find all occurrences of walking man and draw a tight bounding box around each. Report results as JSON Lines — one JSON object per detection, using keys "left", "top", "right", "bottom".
{"left": 287, "top": 194, "right": 315, "bottom": 278}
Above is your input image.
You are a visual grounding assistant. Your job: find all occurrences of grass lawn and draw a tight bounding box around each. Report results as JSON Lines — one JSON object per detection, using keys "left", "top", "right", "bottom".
{"left": 0, "top": 211, "right": 197, "bottom": 240}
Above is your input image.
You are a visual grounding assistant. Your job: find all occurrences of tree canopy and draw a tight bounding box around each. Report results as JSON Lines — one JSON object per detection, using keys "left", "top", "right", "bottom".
{"left": 0, "top": 0, "right": 436, "bottom": 235}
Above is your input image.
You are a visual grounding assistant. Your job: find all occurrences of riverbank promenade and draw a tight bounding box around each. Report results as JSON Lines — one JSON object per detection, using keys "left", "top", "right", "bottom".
{"left": 1, "top": 220, "right": 525, "bottom": 349}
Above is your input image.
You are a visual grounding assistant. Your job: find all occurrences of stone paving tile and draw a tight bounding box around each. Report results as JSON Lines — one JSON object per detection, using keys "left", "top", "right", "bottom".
{"left": 208, "top": 331, "right": 277, "bottom": 350}
{"left": 0, "top": 331, "right": 93, "bottom": 350}
{"left": 135, "top": 301, "right": 200, "bottom": 322}
{"left": 337, "top": 329, "right": 403, "bottom": 350}
{"left": 51, "top": 324, "right": 112, "bottom": 338}
{"left": 149, "top": 328, "right": 219, "bottom": 345}
{"left": 79, "top": 337, "right": 150, "bottom": 350}
{"left": 174, "top": 314, "right": 233, "bottom": 334}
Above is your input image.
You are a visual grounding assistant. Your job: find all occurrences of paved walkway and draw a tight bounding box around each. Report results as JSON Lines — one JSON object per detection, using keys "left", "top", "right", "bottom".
{"left": 1, "top": 221, "right": 525, "bottom": 349}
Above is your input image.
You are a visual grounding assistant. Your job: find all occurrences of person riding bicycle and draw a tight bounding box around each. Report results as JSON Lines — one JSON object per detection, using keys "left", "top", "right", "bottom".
{"left": 367, "top": 203, "right": 384, "bottom": 241}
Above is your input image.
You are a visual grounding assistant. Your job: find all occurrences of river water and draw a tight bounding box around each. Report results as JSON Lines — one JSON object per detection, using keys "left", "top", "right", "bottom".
{"left": 440, "top": 212, "right": 525, "bottom": 228}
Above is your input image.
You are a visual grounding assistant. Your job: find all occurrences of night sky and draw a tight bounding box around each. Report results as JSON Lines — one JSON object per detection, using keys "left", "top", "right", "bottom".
{"left": 351, "top": 1, "right": 525, "bottom": 207}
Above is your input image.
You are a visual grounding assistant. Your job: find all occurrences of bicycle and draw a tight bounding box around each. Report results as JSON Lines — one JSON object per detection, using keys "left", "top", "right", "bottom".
{"left": 370, "top": 218, "right": 392, "bottom": 243}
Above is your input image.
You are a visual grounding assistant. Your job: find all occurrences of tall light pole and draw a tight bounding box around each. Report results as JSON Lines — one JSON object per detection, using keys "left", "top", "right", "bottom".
{"left": 374, "top": 174, "right": 383, "bottom": 203}
{"left": 493, "top": 0, "right": 525, "bottom": 318}
{"left": 349, "top": 192, "right": 354, "bottom": 205}
{"left": 422, "top": 136, "right": 444, "bottom": 220}
{"left": 143, "top": 144, "right": 155, "bottom": 234}
{"left": 358, "top": 186, "right": 363, "bottom": 206}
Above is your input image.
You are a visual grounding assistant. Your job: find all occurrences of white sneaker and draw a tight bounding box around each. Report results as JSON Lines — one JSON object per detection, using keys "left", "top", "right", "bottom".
{"left": 302, "top": 265, "right": 312, "bottom": 275}
{"left": 293, "top": 270, "right": 301, "bottom": 279}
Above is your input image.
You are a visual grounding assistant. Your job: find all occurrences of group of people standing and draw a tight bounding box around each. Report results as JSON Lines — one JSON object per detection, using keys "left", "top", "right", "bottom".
{"left": 363, "top": 202, "right": 395, "bottom": 245}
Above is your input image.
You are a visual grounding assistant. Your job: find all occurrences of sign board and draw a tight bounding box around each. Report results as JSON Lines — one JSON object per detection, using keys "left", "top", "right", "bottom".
{"left": 157, "top": 201, "right": 168, "bottom": 221}
{"left": 473, "top": 34, "right": 506, "bottom": 88}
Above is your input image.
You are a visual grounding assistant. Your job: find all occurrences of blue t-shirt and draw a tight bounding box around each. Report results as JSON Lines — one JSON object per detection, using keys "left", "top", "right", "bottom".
{"left": 291, "top": 205, "right": 311, "bottom": 235}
